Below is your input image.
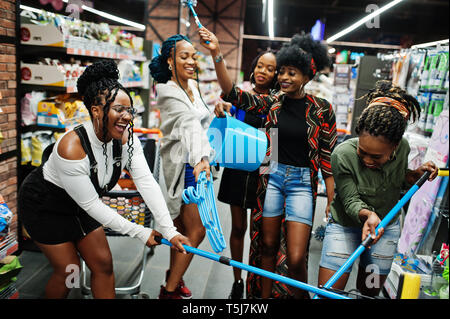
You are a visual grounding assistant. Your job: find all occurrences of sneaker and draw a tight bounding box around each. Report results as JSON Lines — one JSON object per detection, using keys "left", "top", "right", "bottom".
{"left": 176, "top": 277, "right": 192, "bottom": 299}
{"left": 165, "top": 270, "right": 192, "bottom": 299}
{"left": 158, "top": 285, "right": 183, "bottom": 299}
{"left": 228, "top": 279, "right": 244, "bottom": 299}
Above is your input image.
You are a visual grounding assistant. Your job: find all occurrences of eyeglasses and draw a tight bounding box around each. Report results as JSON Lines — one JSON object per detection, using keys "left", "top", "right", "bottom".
{"left": 111, "top": 104, "right": 137, "bottom": 116}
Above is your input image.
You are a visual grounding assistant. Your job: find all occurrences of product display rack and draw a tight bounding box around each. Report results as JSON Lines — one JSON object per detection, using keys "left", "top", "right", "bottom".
{"left": 0, "top": 2, "right": 20, "bottom": 300}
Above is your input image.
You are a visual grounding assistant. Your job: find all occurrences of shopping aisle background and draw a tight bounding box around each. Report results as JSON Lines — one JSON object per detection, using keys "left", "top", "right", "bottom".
{"left": 15, "top": 168, "right": 357, "bottom": 299}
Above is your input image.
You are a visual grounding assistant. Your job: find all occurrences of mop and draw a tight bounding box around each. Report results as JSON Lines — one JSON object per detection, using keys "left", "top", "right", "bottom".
{"left": 182, "top": 171, "right": 227, "bottom": 253}
{"left": 313, "top": 170, "right": 433, "bottom": 299}
{"left": 181, "top": 0, "right": 210, "bottom": 43}
{"left": 155, "top": 235, "right": 350, "bottom": 299}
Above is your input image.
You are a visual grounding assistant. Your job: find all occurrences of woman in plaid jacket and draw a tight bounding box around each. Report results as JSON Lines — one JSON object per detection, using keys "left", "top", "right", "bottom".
{"left": 199, "top": 28, "right": 337, "bottom": 299}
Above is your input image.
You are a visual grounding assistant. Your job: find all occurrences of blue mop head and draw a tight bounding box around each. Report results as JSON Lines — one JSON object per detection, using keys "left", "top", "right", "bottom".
{"left": 313, "top": 225, "right": 326, "bottom": 242}
{"left": 181, "top": 0, "right": 198, "bottom": 7}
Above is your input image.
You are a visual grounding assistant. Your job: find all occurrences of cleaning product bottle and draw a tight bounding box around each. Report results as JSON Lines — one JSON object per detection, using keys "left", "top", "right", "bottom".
{"left": 440, "top": 264, "right": 449, "bottom": 299}
{"left": 425, "top": 251, "right": 446, "bottom": 297}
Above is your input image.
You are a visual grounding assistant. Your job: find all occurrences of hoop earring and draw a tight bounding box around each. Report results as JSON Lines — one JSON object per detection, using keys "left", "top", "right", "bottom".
{"left": 389, "top": 149, "right": 397, "bottom": 161}
{"left": 298, "top": 83, "right": 306, "bottom": 98}
{"left": 168, "top": 64, "right": 173, "bottom": 71}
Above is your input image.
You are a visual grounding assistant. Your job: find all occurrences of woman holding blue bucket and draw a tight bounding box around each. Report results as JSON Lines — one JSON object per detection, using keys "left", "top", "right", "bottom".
{"left": 217, "top": 50, "right": 278, "bottom": 299}
{"left": 317, "top": 81, "right": 438, "bottom": 297}
{"left": 199, "top": 28, "right": 337, "bottom": 299}
{"left": 149, "top": 34, "right": 214, "bottom": 299}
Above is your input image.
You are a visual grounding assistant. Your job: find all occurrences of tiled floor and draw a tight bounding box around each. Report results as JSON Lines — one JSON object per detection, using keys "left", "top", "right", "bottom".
{"left": 15, "top": 169, "right": 358, "bottom": 299}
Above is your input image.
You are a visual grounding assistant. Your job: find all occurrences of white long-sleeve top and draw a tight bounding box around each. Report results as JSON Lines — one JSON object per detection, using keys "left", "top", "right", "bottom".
{"left": 43, "top": 120, "right": 179, "bottom": 244}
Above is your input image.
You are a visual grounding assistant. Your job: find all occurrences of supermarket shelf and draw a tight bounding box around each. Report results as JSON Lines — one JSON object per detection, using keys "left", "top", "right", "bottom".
{"left": 20, "top": 81, "right": 145, "bottom": 94}
{"left": 20, "top": 44, "right": 146, "bottom": 62}
{"left": 67, "top": 47, "right": 146, "bottom": 62}
{"left": 67, "top": 81, "right": 145, "bottom": 93}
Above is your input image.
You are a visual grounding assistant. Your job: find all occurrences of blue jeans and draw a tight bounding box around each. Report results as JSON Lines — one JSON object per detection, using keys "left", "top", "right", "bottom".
{"left": 262, "top": 162, "right": 313, "bottom": 226}
{"left": 319, "top": 217, "right": 400, "bottom": 275}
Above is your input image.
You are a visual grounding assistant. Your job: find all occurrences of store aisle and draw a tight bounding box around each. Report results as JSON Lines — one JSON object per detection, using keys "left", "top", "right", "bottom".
{"left": 15, "top": 169, "right": 357, "bottom": 299}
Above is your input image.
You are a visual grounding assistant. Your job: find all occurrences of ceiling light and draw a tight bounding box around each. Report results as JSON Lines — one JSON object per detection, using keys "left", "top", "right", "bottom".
{"left": 326, "top": 0, "right": 404, "bottom": 43}
{"left": 262, "top": 0, "right": 267, "bottom": 23}
{"left": 328, "top": 48, "right": 336, "bottom": 54}
{"left": 268, "top": 0, "right": 274, "bottom": 39}
{"left": 19, "top": 5, "right": 43, "bottom": 14}
{"left": 21, "top": 2, "right": 146, "bottom": 31}
{"left": 79, "top": 5, "right": 146, "bottom": 30}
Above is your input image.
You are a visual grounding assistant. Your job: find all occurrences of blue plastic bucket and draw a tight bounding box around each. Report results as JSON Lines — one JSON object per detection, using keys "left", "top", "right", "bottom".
{"left": 207, "top": 113, "right": 267, "bottom": 172}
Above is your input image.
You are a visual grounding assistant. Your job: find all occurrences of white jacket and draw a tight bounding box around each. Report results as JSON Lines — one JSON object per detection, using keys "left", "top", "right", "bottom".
{"left": 157, "top": 79, "right": 214, "bottom": 219}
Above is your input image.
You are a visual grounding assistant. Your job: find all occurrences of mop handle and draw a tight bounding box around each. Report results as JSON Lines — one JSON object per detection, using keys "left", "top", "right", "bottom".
{"left": 188, "top": 2, "right": 203, "bottom": 28}
{"left": 314, "top": 170, "right": 431, "bottom": 299}
{"left": 154, "top": 236, "right": 350, "bottom": 299}
{"left": 363, "top": 170, "right": 431, "bottom": 245}
{"left": 184, "top": 1, "right": 210, "bottom": 44}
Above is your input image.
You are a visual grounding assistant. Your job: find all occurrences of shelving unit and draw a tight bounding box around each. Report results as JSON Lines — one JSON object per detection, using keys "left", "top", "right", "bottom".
{"left": 0, "top": 2, "right": 20, "bottom": 299}
{"left": 197, "top": 52, "right": 221, "bottom": 107}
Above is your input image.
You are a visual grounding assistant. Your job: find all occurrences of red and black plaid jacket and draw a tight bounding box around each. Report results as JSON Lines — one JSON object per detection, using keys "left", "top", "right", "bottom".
{"left": 222, "top": 85, "right": 337, "bottom": 212}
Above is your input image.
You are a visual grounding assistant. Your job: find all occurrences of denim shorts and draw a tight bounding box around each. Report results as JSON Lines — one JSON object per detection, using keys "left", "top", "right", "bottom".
{"left": 262, "top": 162, "right": 313, "bottom": 226}
{"left": 319, "top": 217, "right": 400, "bottom": 275}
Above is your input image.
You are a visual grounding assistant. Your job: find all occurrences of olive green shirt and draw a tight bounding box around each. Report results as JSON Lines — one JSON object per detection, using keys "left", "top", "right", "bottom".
{"left": 330, "top": 137, "right": 412, "bottom": 228}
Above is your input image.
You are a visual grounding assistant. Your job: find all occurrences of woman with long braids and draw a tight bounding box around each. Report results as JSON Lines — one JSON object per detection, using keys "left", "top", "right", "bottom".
{"left": 149, "top": 34, "right": 214, "bottom": 299}
{"left": 199, "top": 28, "right": 337, "bottom": 299}
{"left": 217, "top": 50, "right": 277, "bottom": 299}
{"left": 318, "top": 80, "right": 438, "bottom": 297}
{"left": 18, "top": 60, "right": 189, "bottom": 299}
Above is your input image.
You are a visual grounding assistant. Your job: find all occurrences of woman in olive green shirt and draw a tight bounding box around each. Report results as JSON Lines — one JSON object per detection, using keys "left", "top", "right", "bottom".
{"left": 318, "top": 81, "right": 438, "bottom": 297}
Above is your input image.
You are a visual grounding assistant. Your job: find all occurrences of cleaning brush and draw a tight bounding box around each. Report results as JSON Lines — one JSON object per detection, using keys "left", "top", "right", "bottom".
{"left": 181, "top": 0, "right": 210, "bottom": 43}
{"left": 181, "top": 0, "right": 203, "bottom": 28}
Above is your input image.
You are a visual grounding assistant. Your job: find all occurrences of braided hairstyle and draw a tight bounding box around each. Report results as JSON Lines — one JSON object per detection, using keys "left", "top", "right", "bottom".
{"left": 77, "top": 60, "right": 135, "bottom": 170}
{"left": 149, "top": 34, "right": 191, "bottom": 84}
{"left": 149, "top": 34, "right": 209, "bottom": 110}
{"left": 355, "top": 80, "right": 421, "bottom": 145}
{"left": 276, "top": 32, "right": 331, "bottom": 81}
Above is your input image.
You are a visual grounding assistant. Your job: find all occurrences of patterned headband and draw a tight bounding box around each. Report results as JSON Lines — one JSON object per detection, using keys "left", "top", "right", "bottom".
{"left": 367, "top": 97, "right": 410, "bottom": 120}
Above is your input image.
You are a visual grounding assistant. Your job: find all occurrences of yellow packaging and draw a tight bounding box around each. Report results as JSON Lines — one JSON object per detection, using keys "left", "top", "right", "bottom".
{"left": 37, "top": 99, "right": 65, "bottom": 128}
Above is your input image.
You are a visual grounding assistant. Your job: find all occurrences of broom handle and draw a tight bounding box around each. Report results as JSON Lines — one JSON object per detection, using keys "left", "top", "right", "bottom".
{"left": 314, "top": 170, "right": 431, "bottom": 298}
{"left": 155, "top": 236, "right": 349, "bottom": 299}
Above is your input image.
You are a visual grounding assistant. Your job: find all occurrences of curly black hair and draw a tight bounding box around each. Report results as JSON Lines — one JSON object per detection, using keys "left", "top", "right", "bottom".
{"left": 355, "top": 80, "right": 421, "bottom": 145}
{"left": 276, "top": 33, "right": 330, "bottom": 80}
{"left": 249, "top": 49, "right": 278, "bottom": 91}
{"left": 77, "top": 60, "right": 135, "bottom": 170}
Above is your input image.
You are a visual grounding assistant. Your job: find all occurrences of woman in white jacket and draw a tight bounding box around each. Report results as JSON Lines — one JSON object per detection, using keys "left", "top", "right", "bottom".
{"left": 18, "top": 60, "right": 189, "bottom": 299}
{"left": 149, "top": 34, "right": 214, "bottom": 299}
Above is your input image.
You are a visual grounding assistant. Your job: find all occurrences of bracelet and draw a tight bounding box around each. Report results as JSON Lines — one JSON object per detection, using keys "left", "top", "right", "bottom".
{"left": 214, "top": 54, "right": 224, "bottom": 63}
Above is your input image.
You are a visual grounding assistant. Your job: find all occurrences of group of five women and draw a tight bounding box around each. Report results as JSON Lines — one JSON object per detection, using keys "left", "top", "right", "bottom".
{"left": 18, "top": 26, "right": 438, "bottom": 299}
